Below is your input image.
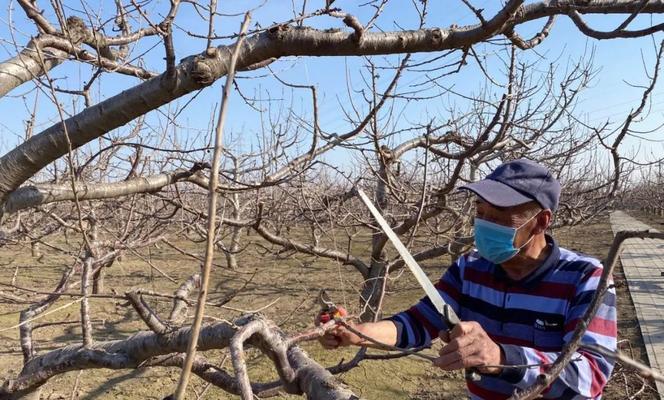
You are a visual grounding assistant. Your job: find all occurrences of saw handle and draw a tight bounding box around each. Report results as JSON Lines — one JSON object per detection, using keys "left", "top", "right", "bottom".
{"left": 441, "top": 305, "right": 481, "bottom": 382}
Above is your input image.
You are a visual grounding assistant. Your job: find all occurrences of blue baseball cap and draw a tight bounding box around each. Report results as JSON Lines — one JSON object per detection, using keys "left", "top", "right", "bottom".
{"left": 459, "top": 159, "right": 561, "bottom": 211}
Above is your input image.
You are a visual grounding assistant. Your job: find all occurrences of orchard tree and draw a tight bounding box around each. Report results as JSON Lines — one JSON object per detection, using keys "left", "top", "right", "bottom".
{"left": 1, "top": 1, "right": 664, "bottom": 399}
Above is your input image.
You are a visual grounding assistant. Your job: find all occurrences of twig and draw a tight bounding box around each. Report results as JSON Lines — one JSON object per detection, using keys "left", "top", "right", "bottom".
{"left": 206, "top": 0, "right": 218, "bottom": 49}
{"left": 70, "top": 370, "right": 82, "bottom": 400}
{"left": 0, "top": 297, "right": 84, "bottom": 333}
{"left": 338, "top": 320, "right": 436, "bottom": 361}
{"left": 173, "top": 13, "right": 251, "bottom": 400}
{"left": 583, "top": 343, "right": 664, "bottom": 383}
{"left": 460, "top": 0, "right": 486, "bottom": 25}
{"left": 214, "top": 297, "right": 281, "bottom": 314}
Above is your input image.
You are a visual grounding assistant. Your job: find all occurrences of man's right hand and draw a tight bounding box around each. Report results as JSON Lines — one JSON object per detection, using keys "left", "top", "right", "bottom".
{"left": 315, "top": 309, "right": 360, "bottom": 349}
{"left": 318, "top": 324, "right": 361, "bottom": 349}
{"left": 315, "top": 319, "right": 399, "bottom": 350}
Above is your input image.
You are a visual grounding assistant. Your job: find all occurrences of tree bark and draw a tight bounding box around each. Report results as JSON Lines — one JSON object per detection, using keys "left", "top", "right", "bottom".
{"left": 287, "top": 347, "right": 361, "bottom": 400}
{"left": 358, "top": 262, "right": 386, "bottom": 322}
{"left": 2, "top": 169, "right": 196, "bottom": 214}
{"left": 0, "top": 44, "right": 65, "bottom": 98}
{"left": 0, "top": 319, "right": 360, "bottom": 400}
{"left": 91, "top": 267, "right": 104, "bottom": 294}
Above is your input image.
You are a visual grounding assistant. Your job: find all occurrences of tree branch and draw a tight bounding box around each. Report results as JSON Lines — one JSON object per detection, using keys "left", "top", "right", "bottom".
{"left": 2, "top": 168, "right": 200, "bottom": 214}
{"left": 7, "top": 0, "right": 664, "bottom": 208}
{"left": 253, "top": 217, "right": 369, "bottom": 276}
{"left": 510, "top": 230, "right": 664, "bottom": 399}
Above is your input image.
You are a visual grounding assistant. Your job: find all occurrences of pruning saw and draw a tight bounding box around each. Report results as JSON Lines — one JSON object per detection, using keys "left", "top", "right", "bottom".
{"left": 355, "top": 187, "right": 480, "bottom": 381}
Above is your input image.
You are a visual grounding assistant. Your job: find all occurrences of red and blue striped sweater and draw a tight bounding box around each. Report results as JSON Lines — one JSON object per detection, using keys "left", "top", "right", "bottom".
{"left": 387, "top": 235, "right": 617, "bottom": 399}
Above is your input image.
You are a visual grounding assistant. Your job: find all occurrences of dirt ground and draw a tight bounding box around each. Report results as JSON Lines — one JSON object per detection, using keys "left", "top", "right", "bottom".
{"left": 0, "top": 211, "right": 661, "bottom": 399}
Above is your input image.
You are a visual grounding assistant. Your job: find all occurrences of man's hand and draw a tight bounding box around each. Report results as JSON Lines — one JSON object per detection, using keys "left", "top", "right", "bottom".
{"left": 433, "top": 321, "right": 504, "bottom": 375}
{"left": 317, "top": 323, "right": 361, "bottom": 349}
{"left": 316, "top": 318, "right": 399, "bottom": 350}
{"left": 315, "top": 308, "right": 359, "bottom": 349}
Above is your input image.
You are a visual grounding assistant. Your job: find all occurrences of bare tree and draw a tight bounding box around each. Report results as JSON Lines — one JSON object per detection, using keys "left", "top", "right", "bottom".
{"left": 2, "top": 1, "right": 664, "bottom": 399}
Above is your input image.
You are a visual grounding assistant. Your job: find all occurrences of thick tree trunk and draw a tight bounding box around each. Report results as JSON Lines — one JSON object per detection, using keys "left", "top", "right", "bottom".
{"left": 92, "top": 268, "right": 104, "bottom": 294}
{"left": 359, "top": 154, "right": 391, "bottom": 322}
{"left": 225, "top": 193, "right": 242, "bottom": 270}
{"left": 287, "top": 347, "right": 361, "bottom": 400}
{"left": 224, "top": 235, "right": 240, "bottom": 270}
{"left": 358, "top": 262, "right": 386, "bottom": 322}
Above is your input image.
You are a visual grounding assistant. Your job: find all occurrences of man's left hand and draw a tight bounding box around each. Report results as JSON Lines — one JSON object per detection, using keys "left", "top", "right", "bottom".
{"left": 433, "top": 321, "right": 503, "bottom": 375}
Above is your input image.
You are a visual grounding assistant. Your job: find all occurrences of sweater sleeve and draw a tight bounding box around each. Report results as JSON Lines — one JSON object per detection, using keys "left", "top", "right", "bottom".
{"left": 386, "top": 256, "right": 464, "bottom": 349}
{"left": 497, "top": 265, "right": 617, "bottom": 398}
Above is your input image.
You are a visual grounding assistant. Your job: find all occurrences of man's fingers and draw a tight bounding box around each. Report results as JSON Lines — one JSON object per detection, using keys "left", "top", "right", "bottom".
{"left": 439, "top": 338, "right": 460, "bottom": 356}
{"left": 449, "top": 321, "right": 476, "bottom": 339}
{"left": 433, "top": 356, "right": 464, "bottom": 370}
{"left": 320, "top": 334, "right": 340, "bottom": 349}
{"left": 434, "top": 354, "right": 483, "bottom": 370}
{"left": 434, "top": 322, "right": 503, "bottom": 373}
{"left": 433, "top": 347, "right": 467, "bottom": 370}
{"left": 439, "top": 333, "right": 475, "bottom": 357}
{"left": 434, "top": 342, "right": 483, "bottom": 370}
{"left": 439, "top": 340, "right": 473, "bottom": 361}
{"left": 439, "top": 321, "right": 477, "bottom": 346}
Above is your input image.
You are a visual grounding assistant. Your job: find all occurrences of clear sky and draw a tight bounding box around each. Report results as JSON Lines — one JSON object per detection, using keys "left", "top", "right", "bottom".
{"left": 0, "top": 0, "right": 662, "bottom": 180}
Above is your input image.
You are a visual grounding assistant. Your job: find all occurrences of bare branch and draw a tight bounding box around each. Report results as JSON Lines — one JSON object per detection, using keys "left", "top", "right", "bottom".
{"left": 174, "top": 13, "right": 251, "bottom": 399}
{"left": 511, "top": 230, "right": 664, "bottom": 399}
{"left": 3, "top": 168, "right": 201, "bottom": 214}
{"left": 567, "top": 9, "right": 664, "bottom": 39}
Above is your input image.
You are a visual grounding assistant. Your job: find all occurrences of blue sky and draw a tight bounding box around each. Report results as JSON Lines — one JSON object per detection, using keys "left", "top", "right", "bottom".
{"left": 0, "top": 0, "right": 662, "bottom": 179}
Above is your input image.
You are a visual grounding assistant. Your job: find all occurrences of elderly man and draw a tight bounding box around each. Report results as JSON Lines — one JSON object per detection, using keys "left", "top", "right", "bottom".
{"left": 320, "top": 159, "right": 617, "bottom": 399}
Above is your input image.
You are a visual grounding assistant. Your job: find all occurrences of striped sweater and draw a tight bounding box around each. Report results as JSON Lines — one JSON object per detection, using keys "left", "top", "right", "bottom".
{"left": 387, "top": 235, "right": 617, "bottom": 399}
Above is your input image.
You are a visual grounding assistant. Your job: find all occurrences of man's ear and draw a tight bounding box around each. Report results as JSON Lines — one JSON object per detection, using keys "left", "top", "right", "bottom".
{"left": 534, "top": 209, "right": 553, "bottom": 234}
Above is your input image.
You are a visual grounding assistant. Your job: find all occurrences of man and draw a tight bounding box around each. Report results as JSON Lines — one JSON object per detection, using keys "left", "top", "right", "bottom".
{"left": 320, "top": 159, "right": 617, "bottom": 399}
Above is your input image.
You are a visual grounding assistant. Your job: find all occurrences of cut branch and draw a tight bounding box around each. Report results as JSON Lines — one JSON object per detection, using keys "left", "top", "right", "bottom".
{"left": 173, "top": 13, "right": 251, "bottom": 399}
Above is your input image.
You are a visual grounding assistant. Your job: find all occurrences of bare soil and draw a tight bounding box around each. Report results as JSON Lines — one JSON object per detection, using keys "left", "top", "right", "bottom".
{"left": 0, "top": 212, "right": 660, "bottom": 399}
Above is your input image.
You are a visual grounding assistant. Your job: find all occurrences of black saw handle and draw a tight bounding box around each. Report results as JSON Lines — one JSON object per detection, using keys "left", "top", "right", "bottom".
{"left": 442, "top": 304, "right": 481, "bottom": 382}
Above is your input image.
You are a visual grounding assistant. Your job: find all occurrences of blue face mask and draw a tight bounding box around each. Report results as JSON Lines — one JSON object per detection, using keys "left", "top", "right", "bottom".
{"left": 473, "top": 215, "right": 537, "bottom": 264}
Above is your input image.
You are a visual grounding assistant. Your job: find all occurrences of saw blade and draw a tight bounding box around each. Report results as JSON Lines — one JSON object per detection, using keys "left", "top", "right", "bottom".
{"left": 355, "top": 188, "right": 456, "bottom": 323}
